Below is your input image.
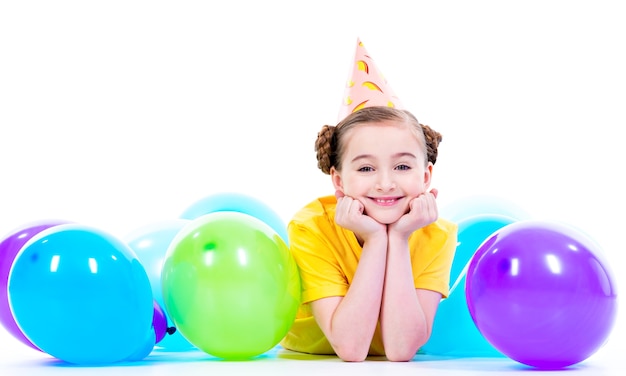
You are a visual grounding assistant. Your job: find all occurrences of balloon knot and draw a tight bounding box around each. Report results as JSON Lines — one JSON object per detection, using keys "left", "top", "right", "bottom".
{"left": 166, "top": 327, "right": 177, "bottom": 335}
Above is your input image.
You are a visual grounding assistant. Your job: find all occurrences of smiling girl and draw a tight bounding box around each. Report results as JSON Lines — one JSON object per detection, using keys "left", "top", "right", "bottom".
{"left": 280, "top": 106, "right": 458, "bottom": 362}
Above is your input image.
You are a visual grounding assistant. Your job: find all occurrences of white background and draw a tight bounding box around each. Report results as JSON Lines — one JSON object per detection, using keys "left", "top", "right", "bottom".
{"left": 1, "top": 0, "right": 625, "bottom": 366}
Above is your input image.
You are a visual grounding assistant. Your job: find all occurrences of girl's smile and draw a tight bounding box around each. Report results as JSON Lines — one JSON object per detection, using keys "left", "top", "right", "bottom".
{"left": 369, "top": 196, "right": 404, "bottom": 207}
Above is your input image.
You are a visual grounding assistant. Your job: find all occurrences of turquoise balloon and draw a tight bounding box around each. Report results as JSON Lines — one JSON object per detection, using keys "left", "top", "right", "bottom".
{"left": 8, "top": 224, "right": 153, "bottom": 365}
{"left": 421, "top": 214, "right": 516, "bottom": 357}
{"left": 162, "top": 211, "right": 301, "bottom": 359}
{"left": 179, "top": 192, "right": 288, "bottom": 244}
{"left": 440, "top": 194, "right": 532, "bottom": 224}
{"left": 449, "top": 214, "right": 518, "bottom": 287}
{"left": 124, "top": 328, "right": 156, "bottom": 362}
{"left": 125, "top": 219, "right": 195, "bottom": 351}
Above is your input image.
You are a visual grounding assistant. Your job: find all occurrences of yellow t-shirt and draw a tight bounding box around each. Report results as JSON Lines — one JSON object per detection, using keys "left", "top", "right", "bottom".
{"left": 281, "top": 195, "right": 458, "bottom": 356}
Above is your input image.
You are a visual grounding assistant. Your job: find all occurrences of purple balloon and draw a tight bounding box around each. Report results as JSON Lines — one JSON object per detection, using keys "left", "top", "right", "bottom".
{"left": 0, "top": 219, "right": 71, "bottom": 350}
{"left": 466, "top": 220, "right": 617, "bottom": 369}
{"left": 153, "top": 300, "right": 168, "bottom": 344}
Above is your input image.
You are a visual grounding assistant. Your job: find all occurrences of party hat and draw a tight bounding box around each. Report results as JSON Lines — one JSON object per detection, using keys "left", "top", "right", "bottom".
{"left": 337, "top": 38, "right": 404, "bottom": 122}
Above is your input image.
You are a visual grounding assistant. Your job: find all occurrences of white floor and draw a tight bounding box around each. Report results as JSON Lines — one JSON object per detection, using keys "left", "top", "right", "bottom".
{"left": 1, "top": 321, "right": 624, "bottom": 376}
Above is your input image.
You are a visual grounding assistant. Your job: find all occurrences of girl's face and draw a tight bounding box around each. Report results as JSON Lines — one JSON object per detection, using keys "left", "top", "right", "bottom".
{"left": 331, "top": 120, "right": 432, "bottom": 225}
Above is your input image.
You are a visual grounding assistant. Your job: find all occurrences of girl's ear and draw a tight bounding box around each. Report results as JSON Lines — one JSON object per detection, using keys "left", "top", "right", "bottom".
{"left": 330, "top": 167, "right": 344, "bottom": 193}
{"left": 424, "top": 162, "right": 434, "bottom": 190}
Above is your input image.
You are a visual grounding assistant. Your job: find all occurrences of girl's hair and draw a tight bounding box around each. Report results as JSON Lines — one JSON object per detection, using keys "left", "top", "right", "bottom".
{"left": 315, "top": 106, "right": 442, "bottom": 175}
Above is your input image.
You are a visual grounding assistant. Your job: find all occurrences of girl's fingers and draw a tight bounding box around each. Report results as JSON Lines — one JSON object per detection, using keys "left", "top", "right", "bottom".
{"left": 429, "top": 188, "right": 438, "bottom": 199}
{"left": 335, "top": 190, "right": 345, "bottom": 199}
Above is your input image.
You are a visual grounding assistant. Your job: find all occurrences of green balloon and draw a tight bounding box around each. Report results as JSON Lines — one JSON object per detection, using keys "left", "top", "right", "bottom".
{"left": 161, "top": 211, "right": 301, "bottom": 359}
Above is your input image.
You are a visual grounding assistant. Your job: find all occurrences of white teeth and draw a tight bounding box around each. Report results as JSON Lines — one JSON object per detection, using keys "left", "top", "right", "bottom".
{"left": 376, "top": 199, "right": 395, "bottom": 203}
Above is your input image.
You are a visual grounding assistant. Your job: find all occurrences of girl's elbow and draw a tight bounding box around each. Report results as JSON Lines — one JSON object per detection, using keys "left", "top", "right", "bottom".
{"left": 334, "top": 344, "right": 369, "bottom": 362}
{"left": 385, "top": 333, "right": 429, "bottom": 362}
{"left": 338, "top": 352, "right": 368, "bottom": 362}
{"left": 385, "top": 347, "right": 418, "bottom": 362}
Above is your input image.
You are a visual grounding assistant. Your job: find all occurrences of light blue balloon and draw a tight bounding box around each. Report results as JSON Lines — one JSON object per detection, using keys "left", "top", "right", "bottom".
{"left": 179, "top": 192, "right": 288, "bottom": 245}
{"left": 124, "top": 219, "right": 190, "bottom": 305}
{"left": 8, "top": 224, "right": 153, "bottom": 365}
{"left": 422, "top": 274, "right": 506, "bottom": 358}
{"left": 421, "top": 214, "right": 516, "bottom": 357}
{"left": 449, "top": 214, "right": 518, "bottom": 287}
{"left": 124, "top": 219, "right": 196, "bottom": 352}
{"left": 440, "top": 194, "right": 532, "bottom": 224}
{"left": 124, "top": 328, "right": 156, "bottom": 361}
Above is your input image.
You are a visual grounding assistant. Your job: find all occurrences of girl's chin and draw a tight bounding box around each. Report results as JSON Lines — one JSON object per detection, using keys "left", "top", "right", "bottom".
{"left": 366, "top": 211, "right": 404, "bottom": 225}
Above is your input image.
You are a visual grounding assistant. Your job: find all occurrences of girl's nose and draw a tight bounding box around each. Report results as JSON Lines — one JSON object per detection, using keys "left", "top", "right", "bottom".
{"left": 375, "top": 172, "right": 396, "bottom": 192}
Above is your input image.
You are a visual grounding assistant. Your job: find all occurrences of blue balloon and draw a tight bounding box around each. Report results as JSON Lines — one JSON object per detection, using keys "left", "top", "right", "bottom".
{"left": 449, "top": 214, "right": 518, "bottom": 286}
{"left": 124, "top": 219, "right": 190, "bottom": 305}
{"left": 124, "top": 328, "right": 156, "bottom": 362}
{"left": 8, "top": 224, "right": 153, "bottom": 365}
{"left": 421, "top": 214, "right": 516, "bottom": 357}
{"left": 180, "top": 192, "right": 288, "bottom": 244}
{"left": 124, "top": 219, "right": 196, "bottom": 352}
{"left": 440, "top": 194, "right": 532, "bottom": 224}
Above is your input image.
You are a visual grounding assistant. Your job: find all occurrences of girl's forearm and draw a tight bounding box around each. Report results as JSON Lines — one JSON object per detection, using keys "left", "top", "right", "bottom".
{"left": 380, "top": 234, "right": 428, "bottom": 361}
{"left": 327, "top": 236, "right": 387, "bottom": 361}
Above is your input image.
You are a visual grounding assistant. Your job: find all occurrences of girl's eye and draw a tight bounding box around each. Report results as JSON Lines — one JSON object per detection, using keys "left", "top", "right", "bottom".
{"left": 395, "top": 164, "right": 411, "bottom": 171}
{"left": 358, "top": 166, "right": 374, "bottom": 172}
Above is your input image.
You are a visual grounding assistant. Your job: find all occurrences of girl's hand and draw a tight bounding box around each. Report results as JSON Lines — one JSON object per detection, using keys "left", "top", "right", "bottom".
{"left": 334, "top": 190, "right": 387, "bottom": 243}
{"left": 388, "top": 189, "right": 439, "bottom": 240}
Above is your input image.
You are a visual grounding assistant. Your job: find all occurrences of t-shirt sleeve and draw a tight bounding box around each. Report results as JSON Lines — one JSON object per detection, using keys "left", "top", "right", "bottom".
{"left": 288, "top": 221, "right": 349, "bottom": 304}
{"left": 413, "top": 221, "right": 458, "bottom": 299}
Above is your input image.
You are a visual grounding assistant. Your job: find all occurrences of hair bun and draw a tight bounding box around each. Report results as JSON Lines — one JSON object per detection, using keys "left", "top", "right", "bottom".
{"left": 421, "top": 124, "right": 442, "bottom": 165}
{"left": 315, "top": 125, "right": 335, "bottom": 175}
